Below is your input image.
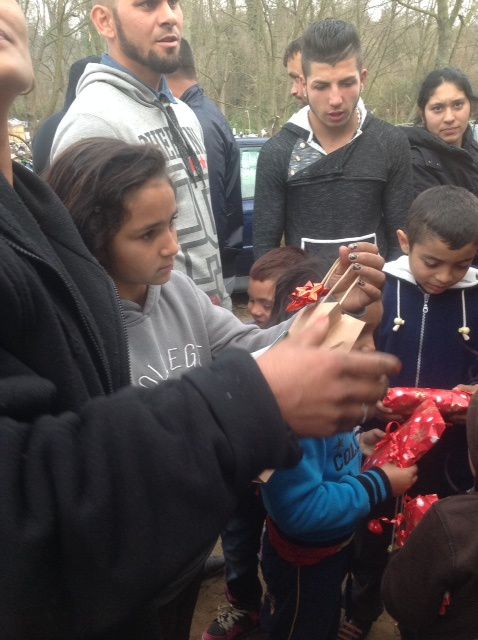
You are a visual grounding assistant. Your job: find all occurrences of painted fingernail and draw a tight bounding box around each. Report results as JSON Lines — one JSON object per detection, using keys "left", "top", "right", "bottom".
{"left": 352, "top": 262, "right": 361, "bottom": 271}
{"left": 348, "top": 243, "right": 358, "bottom": 250}
{"left": 358, "top": 279, "right": 366, "bottom": 286}
{"left": 349, "top": 253, "right": 358, "bottom": 261}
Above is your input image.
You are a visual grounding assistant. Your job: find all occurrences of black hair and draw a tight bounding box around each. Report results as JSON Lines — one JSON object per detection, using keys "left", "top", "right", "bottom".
{"left": 406, "top": 185, "right": 478, "bottom": 249}
{"left": 417, "top": 67, "right": 478, "bottom": 116}
{"left": 266, "top": 257, "right": 324, "bottom": 327}
{"left": 282, "top": 37, "right": 302, "bottom": 67}
{"left": 64, "top": 56, "right": 101, "bottom": 110}
{"left": 301, "top": 19, "right": 362, "bottom": 77}
{"left": 46, "top": 138, "right": 173, "bottom": 265}
{"left": 174, "top": 38, "right": 197, "bottom": 81}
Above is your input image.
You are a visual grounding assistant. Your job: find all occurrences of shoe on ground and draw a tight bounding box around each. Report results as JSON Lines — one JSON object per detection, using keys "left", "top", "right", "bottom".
{"left": 202, "top": 605, "right": 260, "bottom": 640}
{"left": 202, "top": 554, "right": 225, "bottom": 580}
{"left": 337, "top": 619, "right": 372, "bottom": 640}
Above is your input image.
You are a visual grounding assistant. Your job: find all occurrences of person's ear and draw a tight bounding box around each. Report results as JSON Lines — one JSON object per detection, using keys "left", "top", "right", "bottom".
{"left": 397, "top": 229, "right": 410, "bottom": 255}
{"left": 91, "top": 4, "right": 116, "bottom": 40}
{"left": 359, "top": 68, "right": 368, "bottom": 90}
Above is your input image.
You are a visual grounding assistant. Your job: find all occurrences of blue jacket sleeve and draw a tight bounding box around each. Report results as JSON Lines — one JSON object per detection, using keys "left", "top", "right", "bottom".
{"left": 261, "top": 436, "right": 391, "bottom": 543}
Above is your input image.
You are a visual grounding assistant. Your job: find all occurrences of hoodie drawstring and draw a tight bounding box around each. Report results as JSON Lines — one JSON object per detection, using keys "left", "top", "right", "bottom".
{"left": 157, "top": 100, "right": 205, "bottom": 187}
{"left": 393, "top": 280, "right": 471, "bottom": 341}
{"left": 459, "top": 289, "right": 471, "bottom": 341}
{"left": 393, "top": 279, "right": 405, "bottom": 332}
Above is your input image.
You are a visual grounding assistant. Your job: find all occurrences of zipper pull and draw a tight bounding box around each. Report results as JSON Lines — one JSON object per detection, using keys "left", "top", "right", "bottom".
{"left": 423, "top": 294, "right": 430, "bottom": 314}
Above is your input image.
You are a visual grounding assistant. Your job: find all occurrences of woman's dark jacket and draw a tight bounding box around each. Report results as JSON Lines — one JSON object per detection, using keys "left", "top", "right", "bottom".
{"left": 400, "top": 125, "right": 478, "bottom": 197}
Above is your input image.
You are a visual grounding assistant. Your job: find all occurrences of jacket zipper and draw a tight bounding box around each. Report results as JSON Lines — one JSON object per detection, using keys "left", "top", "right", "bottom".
{"left": 5, "top": 238, "right": 115, "bottom": 394}
{"left": 415, "top": 293, "right": 430, "bottom": 387}
{"left": 112, "top": 284, "right": 132, "bottom": 384}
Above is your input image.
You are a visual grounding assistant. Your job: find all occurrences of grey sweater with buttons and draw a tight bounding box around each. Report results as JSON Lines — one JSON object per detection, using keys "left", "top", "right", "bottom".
{"left": 253, "top": 109, "right": 413, "bottom": 278}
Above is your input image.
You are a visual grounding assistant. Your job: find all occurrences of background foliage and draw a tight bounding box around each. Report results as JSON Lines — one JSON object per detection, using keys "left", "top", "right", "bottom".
{"left": 14, "top": 0, "right": 478, "bottom": 135}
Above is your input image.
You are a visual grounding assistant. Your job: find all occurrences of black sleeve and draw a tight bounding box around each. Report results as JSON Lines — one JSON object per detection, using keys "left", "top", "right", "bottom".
{"left": 253, "top": 137, "right": 287, "bottom": 258}
{"left": 0, "top": 349, "right": 300, "bottom": 637}
{"left": 382, "top": 128, "right": 413, "bottom": 260}
{"left": 205, "top": 121, "right": 243, "bottom": 277}
{"left": 222, "top": 134, "right": 244, "bottom": 274}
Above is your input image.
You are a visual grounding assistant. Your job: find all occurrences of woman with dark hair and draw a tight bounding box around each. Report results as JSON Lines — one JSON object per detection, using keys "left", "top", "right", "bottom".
{"left": 401, "top": 67, "right": 478, "bottom": 197}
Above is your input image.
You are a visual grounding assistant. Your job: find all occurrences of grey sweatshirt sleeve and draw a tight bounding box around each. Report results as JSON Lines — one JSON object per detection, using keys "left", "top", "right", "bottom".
{"left": 381, "top": 128, "right": 413, "bottom": 260}
{"left": 253, "top": 137, "right": 288, "bottom": 259}
{"left": 190, "top": 278, "right": 293, "bottom": 354}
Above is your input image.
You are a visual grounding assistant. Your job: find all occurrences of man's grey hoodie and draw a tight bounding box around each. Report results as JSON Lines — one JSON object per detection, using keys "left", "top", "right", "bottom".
{"left": 52, "top": 62, "right": 229, "bottom": 306}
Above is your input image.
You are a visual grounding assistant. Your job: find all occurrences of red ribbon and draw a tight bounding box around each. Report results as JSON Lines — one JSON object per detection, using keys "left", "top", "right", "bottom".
{"left": 368, "top": 494, "right": 438, "bottom": 547}
{"left": 286, "top": 281, "right": 330, "bottom": 313}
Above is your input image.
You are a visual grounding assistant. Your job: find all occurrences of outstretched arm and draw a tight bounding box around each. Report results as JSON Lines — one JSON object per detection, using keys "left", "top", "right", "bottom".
{"left": 0, "top": 349, "right": 299, "bottom": 637}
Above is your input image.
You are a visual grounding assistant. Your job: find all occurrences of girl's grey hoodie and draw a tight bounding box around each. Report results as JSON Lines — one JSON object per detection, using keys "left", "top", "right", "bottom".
{"left": 122, "top": 271, "right": 292, "bottom": 388}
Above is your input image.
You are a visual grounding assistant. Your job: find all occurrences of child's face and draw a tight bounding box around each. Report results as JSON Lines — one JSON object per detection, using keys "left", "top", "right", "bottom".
{"left": 398, "top": 230, "right": 477, "bottom": 295}
{"left": 247, "top": 278, "right": 275, "bottom": 328}
{"left": 108, "top": 177, "right": 178, "bottom": 304}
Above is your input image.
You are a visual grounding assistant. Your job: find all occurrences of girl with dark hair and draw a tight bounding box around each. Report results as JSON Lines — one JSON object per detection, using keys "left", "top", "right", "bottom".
{"left": 47, "top": 136, "right": 313, "bottom": 638}
{"left": 401, "top": 67, "right": 478, "bottom": 197}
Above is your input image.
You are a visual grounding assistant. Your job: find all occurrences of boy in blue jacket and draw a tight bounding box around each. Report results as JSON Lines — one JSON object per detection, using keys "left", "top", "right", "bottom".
{"left": 259, "top": 306, "right": 417, "bottom": 639}
{"left": 343, "top": 185, "right": 478, "bottom": 640}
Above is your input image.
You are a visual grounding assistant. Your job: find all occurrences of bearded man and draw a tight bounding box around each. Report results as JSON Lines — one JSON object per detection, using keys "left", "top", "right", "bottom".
{"left": 52, "top": 0, "right": 230, "bottom": 308}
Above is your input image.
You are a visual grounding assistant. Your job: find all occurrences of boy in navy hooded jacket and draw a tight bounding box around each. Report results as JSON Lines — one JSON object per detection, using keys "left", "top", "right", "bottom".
{"left": 377, "top": 185, "right": 478, "bottom": 496}
{"left": 343, "top": 185, "right": 478, "bottom": 640}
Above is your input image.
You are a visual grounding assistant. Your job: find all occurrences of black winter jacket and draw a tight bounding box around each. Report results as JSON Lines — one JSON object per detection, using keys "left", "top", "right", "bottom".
{"left": 180, "top": 84, "right": 243, "bottom": 277}
{"left": 253, "top": 111, "right": 413, "bottom": 277}
{"left": 400, "top": 125, "right": 478, "bottom": 197}
{"left": 0, "top": 164, "right": 299, "bottom": 639}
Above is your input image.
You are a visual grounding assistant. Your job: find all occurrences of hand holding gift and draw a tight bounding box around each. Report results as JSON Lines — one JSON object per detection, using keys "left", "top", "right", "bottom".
{"left": 380, "top": 463, "right": 418, "bottom": 497}
{"left": 363, "top": 398, "right": 447, "bottom": 471}
{"left": 383, "top": 387, "right": 471, "bottom": 420}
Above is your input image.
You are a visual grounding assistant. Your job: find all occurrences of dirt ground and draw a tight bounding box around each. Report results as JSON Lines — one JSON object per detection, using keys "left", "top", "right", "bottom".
{"left": 190, "top": 294, "right": 398, "bottom": 639}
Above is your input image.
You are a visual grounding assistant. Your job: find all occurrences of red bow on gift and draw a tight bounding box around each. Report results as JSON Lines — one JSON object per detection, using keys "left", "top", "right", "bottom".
{"left": 363, "top": 398, "right": 446, "bottom": 471}
{"left": 383, "top": 387, "right": 471, "bottom": 419}
{"left": 368, "top": 494, "right": 438, "bottom": 547}
{"left": 286, "top": 281, "right": 330, "bottom": 313}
